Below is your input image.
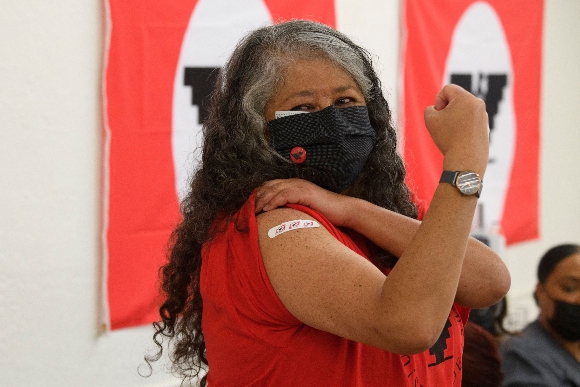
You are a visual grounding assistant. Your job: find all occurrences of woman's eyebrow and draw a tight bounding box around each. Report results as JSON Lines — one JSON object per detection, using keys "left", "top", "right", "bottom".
{"left": 280, "top": 85, "right": 361, "bottom": 104}
{"left": 559, "top": 276, "right": 580, "bottom": 283}
{"left": 280, "top": 90, "right": 316, "bottom": 104}
{"left": 333, "top": 85, "right": 360, "bottom": 94}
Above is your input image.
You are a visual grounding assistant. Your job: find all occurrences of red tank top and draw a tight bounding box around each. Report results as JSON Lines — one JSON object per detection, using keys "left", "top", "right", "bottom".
{"left": 201, "top": 191, "right": 468, "bottom": 386}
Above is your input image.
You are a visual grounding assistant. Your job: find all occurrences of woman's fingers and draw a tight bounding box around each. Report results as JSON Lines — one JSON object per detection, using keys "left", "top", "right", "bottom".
{"left": 256, "top": 179, "right": 306, "bottom": 213}
{"left": 423, "top": 84, "right": 490, "bottom": 175}
{"left": 255, "top": 178, "right": 353, "bottom": 227}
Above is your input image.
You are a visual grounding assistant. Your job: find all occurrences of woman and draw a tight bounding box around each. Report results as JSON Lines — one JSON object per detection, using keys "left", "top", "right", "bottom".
{"left": 148, "top": 20, "right": 510, "bottom": 386}
{"left": 501, "top": 244, "right": 580, "bottom": 386}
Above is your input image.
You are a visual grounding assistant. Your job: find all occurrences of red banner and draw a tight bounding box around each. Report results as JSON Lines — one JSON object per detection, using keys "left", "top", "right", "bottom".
{"left": 102, "top": 0, "right": 336, "bottom": 330}
{"left": 402, "top": 0, "right": 543, "bottom": 245}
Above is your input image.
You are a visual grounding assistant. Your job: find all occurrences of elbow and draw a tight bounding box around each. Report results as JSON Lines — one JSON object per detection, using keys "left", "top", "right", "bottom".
{"left": 461, "top": 250, "right": 512, "bottom": 308}
{"left": 398, "top": 331, "right": 441, "bottom": 355}
{"left": 497, "top": 269, "right": 511, "bottom": 299}
{"left": 489, "top": 261, "right": 511, "bottom": 304}
{"left": 457, "top": 271, "right": 511, "bottom": 309}
{"left": 372, "top": 320, "right": 445, "bottom": 354}
{"left": 393, "top": 329, "right": 443, "bottom": 355}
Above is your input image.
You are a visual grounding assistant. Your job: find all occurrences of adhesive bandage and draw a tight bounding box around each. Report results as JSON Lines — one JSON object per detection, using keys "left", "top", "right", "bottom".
{"left": 267, "top": 219, "right": 320, "bottom": 238}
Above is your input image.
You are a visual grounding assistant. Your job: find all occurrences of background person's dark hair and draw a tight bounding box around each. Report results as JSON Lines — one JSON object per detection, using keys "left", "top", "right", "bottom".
{"left": 470, "top": 297, "right": 514, "bottom": 337}
{"left": 144, "top": 20, "right": 418, "bottom": 386}
{"left": 537, "top": 243, "right": 580, "bottom": 284}
{"left": 462, "top": 321, "right": 504, "bottom": 387}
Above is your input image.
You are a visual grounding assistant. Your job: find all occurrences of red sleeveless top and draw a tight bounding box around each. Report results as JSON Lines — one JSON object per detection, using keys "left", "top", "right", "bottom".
{"left": 201, "top": 191, "right": 468, "bottom": 386}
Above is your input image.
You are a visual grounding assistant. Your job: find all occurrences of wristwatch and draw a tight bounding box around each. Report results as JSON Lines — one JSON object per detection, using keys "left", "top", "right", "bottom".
{"left": 439, "top": 170, "right": 482, "bottom": 198}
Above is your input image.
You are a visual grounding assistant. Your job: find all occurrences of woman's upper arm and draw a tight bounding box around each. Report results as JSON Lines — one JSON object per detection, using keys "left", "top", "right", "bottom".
{"left": 256, "top": 207, "right": 398, "bottom": 350}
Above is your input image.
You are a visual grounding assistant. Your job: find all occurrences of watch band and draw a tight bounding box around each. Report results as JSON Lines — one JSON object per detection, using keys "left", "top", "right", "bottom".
{"left": 440, "top": 170, "right": 459, "bottom": 186}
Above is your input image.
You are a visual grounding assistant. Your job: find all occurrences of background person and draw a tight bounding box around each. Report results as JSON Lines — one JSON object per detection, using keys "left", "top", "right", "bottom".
{"left": 501, "top": 244, "right": 580, "bottom": 386}
{"left": 147, "top": 20, "right": 510, "bottom": 386}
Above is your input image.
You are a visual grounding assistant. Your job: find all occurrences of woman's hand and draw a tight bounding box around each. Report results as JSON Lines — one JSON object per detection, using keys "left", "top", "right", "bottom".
{"left": 255, "top": 178, "right": 354, "bottom": 227}
{"left": 423, "top": 84, "right": 490, "bottom": 177}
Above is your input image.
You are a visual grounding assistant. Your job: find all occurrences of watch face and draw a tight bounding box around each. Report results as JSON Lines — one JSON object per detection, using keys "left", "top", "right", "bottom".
{"left": 456, "top": 171, "right": 481, "bottom": 195}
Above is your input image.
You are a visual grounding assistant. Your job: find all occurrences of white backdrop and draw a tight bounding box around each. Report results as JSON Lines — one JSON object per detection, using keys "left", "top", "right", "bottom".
{"left": 0, "top": 0, "right": 579, "bottom": 385}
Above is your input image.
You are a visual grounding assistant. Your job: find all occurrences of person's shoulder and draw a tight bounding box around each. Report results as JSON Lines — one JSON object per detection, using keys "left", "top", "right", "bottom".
{"left": 256, "top": 207, "right": 330, "bottom": 242}
{"left": 501, "top": 321, "right": 543, "bottom": 351}
{"left": 501, "top": 320, "right": 563, "bottom": 366}
{"left": 501, "top": 321, "right": 573, "bottom": 387}
{"left": 500, "top": 327, "right": 535, "bottom": 364}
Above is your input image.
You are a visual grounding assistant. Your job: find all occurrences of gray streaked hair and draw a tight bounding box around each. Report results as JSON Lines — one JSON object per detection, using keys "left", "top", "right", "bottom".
{"left": 223, "top": 20, "right": 373, "bottom": 133}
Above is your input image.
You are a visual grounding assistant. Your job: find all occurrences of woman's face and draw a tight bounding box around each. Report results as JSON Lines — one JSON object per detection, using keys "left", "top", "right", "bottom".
{"left": 536, "top": 253, "right": 580, "bottom": 319}
{"left": 264, "top": 57, "right": 366, "bottom": 121}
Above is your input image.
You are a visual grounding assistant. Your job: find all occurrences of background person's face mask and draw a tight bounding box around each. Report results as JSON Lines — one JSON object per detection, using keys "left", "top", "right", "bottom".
{"left": 548, "top": 297, "right": 580, "bottom": 341}
{"left": 268, "top": 105, "right": 376, "bottom": 193}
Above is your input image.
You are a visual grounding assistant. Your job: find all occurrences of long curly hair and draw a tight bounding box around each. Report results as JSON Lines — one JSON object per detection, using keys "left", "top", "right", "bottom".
{"left": 146, "top": 20, "right": 418, "bottom": 386}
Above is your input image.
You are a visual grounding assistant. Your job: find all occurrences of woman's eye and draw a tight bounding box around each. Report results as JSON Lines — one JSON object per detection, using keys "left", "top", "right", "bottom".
{"left": 290, "top": 104, "right": 314, "bottom": 111}
{"left": 561, "top": 283, "right": 579, "bottom": 293}
{"left": 336, "top": 97, "right": 355, "bottom": 106}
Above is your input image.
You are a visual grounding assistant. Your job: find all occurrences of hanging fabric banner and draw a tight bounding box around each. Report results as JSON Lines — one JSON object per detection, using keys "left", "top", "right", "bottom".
{"left": 401, "top": 0, "right": 543, "bottom": 245}
{"left": 102, "top": 0, "right": 335, "bottom": 330}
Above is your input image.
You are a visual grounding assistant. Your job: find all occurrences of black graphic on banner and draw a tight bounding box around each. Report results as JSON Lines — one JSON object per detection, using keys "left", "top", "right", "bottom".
{"left": 184, "top": 67, "right": 220, "bottom": 124}
{"left": 450, "top": 73, "right": 507, "bottom": 132}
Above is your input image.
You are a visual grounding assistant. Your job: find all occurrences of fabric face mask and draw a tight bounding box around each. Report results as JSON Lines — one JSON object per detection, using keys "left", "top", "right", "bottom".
{"left": 548, "top": 298, "right": 580, "bottom": 341}
{"left": 268, "top": 105, "right": 377, "bottom": 193}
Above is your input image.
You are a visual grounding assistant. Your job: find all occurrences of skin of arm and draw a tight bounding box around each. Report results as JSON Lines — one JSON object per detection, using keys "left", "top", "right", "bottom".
{"left": 257, "top": 180, "right": 510, "bottom": 309}
{"left": 256, "top": 85, "right": 511, "bottom": 354}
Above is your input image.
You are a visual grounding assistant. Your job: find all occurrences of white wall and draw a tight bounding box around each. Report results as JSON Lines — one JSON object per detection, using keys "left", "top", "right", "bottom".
{"left": 0, "top": 1, "right": 578, "bottom": 386}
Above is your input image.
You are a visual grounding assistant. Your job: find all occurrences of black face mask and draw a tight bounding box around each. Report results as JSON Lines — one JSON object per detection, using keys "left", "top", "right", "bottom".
{"left": 268, "top": 105, "right": 376, "bottom": 193}
{"left": 548, "top": 298, "right": 580, "bottom": 341}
